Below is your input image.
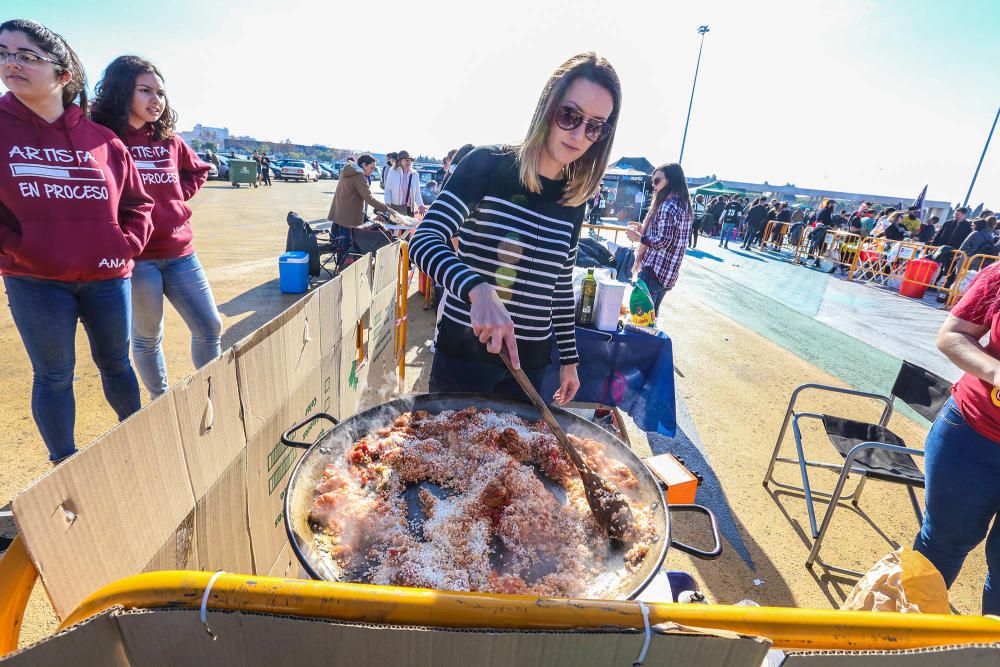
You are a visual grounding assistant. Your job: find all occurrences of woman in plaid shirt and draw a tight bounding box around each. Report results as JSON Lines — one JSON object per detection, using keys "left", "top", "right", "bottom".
{"left": 626, "top": 163, "right": 693, "bottom": 310}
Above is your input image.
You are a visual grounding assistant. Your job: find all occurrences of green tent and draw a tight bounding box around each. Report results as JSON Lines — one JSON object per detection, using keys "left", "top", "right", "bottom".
{"left": 694, "top": 181, "right": 746, "bottom": 196}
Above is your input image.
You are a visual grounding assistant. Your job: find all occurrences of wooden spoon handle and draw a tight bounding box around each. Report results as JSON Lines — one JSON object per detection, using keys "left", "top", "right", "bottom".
{"left": 497, "top": 345, "right": 584, "bottom": 469}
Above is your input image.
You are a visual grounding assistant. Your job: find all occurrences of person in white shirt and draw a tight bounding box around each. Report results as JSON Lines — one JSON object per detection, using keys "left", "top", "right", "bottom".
{"left": 691, "top": 194, "right": 706, "bottom": 248}
{"left": 383, "top": 150, "right": 426, "bottom": 217}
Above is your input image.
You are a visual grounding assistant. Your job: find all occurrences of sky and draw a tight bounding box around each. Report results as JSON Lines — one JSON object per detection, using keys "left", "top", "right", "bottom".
{"left": 5, "top": 0, "right": 999, "bottom": 205}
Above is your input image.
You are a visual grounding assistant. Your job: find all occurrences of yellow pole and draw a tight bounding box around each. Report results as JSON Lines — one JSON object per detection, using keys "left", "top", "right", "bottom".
{"left": 58, "top": 571, "right": 1000, "bottom": 652}
{"left": 397, "top": 241, "right": 410, "bottom": 384}
{"left": 0, "top": 537, "right": 39, "bottom": 654}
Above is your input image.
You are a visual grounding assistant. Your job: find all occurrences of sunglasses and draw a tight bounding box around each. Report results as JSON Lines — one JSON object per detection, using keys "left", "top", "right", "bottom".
{"left": 0, "top": 49, "right": 60, "bottom": 68}
{"left": 652, "top": 176, "right": 664, "bottom": 186}
{"left": 554, "top": 106, "right": 612, "bottom": 142}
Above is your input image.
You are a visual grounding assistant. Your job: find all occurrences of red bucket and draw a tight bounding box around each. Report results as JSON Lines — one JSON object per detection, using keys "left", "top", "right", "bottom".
{"left": 900, "top": 258, "right": 937, "bottom": 299}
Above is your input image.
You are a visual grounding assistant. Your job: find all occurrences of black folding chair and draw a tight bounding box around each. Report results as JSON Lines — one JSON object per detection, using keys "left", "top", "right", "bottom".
{"left": 762, "top": 361, "right": 952, "bottom": 575}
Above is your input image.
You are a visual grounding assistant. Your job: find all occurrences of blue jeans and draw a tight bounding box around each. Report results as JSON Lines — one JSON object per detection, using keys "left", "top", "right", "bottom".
{"left": 4, "top": 276, "right": 141, "bottom": 462}
{"left": 719, "top": 222, "right": 736, "bottom": 247}
{"left": 913, "top": 397, "right": 1000, "bottom": 615}
{"left": 131, "top": 254, "right": 222, "bottom": 398}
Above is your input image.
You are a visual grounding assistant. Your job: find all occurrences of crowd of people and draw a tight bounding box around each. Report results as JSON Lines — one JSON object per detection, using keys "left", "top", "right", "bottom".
{"left": 689, "top": 193, "right": 997, "bottom": 274}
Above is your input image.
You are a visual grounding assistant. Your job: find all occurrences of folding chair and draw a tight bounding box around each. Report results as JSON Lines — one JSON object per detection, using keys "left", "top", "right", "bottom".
{"left": 762, "top": 361, "right": 952, "bottom": 576}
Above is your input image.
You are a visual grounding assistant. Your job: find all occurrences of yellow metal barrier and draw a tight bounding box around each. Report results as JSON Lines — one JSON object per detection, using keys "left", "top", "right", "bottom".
{"left": 0, "top": 537, "right": 38, "bottom": 655}
{"left": 949, "top": 253, "right": 1000, "bottom": 308}
{"left": 396, "top": 241, "right": 410, "bottom": 384}
{"left": 46, "top": 571, "right": 1000, "bottom": 653}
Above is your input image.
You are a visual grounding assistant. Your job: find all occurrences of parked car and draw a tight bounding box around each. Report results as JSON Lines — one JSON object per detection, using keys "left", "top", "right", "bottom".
{"left": 317, "top": 163, "right": 337, "bottom": 180}
{"left": 280, "top": 160, "right": 319, "bottom": 182}
{"left": 195, "top": 151, "right": 220, "bottom": 179}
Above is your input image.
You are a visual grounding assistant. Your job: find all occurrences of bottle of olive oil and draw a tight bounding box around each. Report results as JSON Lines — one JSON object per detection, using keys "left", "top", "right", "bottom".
{"left": 576, "top": 268, "right": 598, "bottom": 325}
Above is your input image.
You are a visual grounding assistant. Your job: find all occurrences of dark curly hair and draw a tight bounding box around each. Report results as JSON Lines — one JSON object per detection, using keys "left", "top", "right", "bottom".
{"left": 91, "top": 55, "right": 177, "bottom": 141}
{"left": 0, "top": 19, "right": 88, "bottom": 114}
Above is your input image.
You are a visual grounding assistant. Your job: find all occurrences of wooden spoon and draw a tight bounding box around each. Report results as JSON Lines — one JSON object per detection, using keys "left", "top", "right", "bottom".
{"left": 498, "top": 344, "right": 634, "bottom": 543}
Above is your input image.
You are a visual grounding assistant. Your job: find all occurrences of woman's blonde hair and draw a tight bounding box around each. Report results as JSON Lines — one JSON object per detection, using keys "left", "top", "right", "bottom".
{"left": 516, "top": 52, "right": 621, "bottom": 207}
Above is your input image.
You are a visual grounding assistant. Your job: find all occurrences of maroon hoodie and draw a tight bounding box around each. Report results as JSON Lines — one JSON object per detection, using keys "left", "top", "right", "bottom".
{"left": 0, "top": 93, "right": 154, "bottom": 282}
{"left": 123, "top": 124, "right": 209, "bottom": 259}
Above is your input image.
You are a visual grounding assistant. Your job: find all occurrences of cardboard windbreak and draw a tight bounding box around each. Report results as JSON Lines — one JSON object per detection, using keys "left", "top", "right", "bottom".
{"left": 0, "top": 608, "right": 776, "bottom": 667}
{"left": 11, "top": 248, "right": 403, "bottom": 620}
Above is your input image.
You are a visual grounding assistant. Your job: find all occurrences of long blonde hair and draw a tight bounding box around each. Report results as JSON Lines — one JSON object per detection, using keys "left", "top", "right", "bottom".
{"left": 516, "top": 52, "right": 621, "bottom": 207}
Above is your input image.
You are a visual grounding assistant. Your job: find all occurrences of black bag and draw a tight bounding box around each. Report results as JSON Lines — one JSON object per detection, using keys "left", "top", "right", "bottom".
{"left": 285, "top": 211, "right": 321, "bottom": 277}
{"left": 575, "top": 237, "right": 616, "bottom": 269}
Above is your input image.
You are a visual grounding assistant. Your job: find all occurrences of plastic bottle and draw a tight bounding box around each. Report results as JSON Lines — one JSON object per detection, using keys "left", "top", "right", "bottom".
{"left": 576, "top": 268, "right": 597, "bottom": 325}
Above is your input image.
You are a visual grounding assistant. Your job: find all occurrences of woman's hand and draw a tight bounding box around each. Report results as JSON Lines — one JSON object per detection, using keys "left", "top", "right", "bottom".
{"left": 469, "top": 283, "right": 520, "bottom": 368}
{"left": 554, "top": 364, "right": 580, "bottom": 405}
{"left": 626, "top": 222, "right": 641, "bottom": 243}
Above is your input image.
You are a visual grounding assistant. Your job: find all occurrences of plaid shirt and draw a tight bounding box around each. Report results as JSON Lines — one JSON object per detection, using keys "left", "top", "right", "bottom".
{"left": 640, "top": 196, "right": 693, "bottom": 290}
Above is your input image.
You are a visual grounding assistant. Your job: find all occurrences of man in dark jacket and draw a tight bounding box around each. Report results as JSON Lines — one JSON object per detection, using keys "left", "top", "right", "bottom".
{"left": 741, "top": 198, "right": 768, "bottom": 249}
{"left": 933, "top": 207, "right": 970, "bottom": 248}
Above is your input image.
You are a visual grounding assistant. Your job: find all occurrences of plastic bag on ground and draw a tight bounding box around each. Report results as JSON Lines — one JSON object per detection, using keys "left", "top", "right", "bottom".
{"left": 841, "top": 547, "right": 950, "bottom": 614}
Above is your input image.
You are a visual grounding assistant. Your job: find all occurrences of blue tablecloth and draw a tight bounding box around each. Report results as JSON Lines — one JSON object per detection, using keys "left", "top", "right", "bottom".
{"left": 540, "top": 326, "right": 676, "bottom": 437}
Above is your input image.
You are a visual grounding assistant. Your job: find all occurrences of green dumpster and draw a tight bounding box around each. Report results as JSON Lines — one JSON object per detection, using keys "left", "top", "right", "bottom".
{"left": 229, "top": 159, "right": 258, "bottom": 188}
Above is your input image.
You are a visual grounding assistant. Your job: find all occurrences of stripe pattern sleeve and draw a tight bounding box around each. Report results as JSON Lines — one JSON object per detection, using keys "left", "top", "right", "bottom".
{"left": 552, "top": 244, "right": 579, "bottom": 365}
{"left": 407, "top": 148, "right": 494, "bottom": 302}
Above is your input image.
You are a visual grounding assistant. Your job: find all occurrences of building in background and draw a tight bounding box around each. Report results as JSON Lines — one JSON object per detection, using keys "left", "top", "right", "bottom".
{"left": 178, "top": 124, "right": 230, "bottom": 148}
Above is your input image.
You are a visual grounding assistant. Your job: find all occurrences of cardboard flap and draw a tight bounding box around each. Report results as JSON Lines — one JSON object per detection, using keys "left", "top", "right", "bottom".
{"left": 12, "top": 394, "right": 195, "bottom": 619}
{"left": 779, "top": 643, "right": 1000, "bottom": 666}
{"left": 194, "top": 451, "right": 253, "bottom": 574}
{"left": 373, "top": 241, "right": 402, "bottom": 293}
{"left": 317, "top": 275, "right": 343, "bottom": 356}
{"left": 172, "top": 349, "right": 247, "bottom": 499}
{"left": 109, "top": 609, "right": 770, "bottom": 667}
{"left": 0, "top": 609, "right": 128, "bottom": 666}
{"left": 234, "top": 293, "right": 321, "bottom": 443}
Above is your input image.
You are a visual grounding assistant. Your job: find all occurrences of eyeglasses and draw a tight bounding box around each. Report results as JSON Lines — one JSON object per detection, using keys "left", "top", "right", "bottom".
{"left": 652, "top": 176, "right": 664, "bottom": 186}
{"left": 0, "top": 49, "right": 60, "bottom": 67}
{"left": 554, "top": 106, "right": 612, "bottom": 142}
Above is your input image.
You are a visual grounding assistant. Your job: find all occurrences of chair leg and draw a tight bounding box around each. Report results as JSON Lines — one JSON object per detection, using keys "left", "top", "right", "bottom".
{"left": 907, "top": 485, "right": 924, "bottom": 525}
{"left": 763, "top": 397, "right": 797, "bottom": 487}
{"left": 806, "top": 463, "right": 857, "bottom": 569}
{"left": 850, "top": 475, "right": 867, "bottom": 507}
{"left": 791, "top": 415, "right": 821, "bottom": 539}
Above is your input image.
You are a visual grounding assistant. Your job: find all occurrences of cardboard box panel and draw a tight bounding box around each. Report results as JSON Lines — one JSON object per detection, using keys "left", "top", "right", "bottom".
{"left": 338, "top": 256, "right": 363, "bottom": 341}
{"left": 12, "top": 393, "right": 195, "bottom": 619}
{"left": 111, "top": 609, "right": 771, "bottom": 667}
{"left": 364, "top": 283, "right": 400, "bottom": 411}
{"left": 320, "top": 346, "right": 342, "bottom": 421}
{"left": 234, "top": 292, "right": 321, "bottom": 444}
{"left": 339, "top": 324, "right": 369, "bottom": 420}
{"left": 317, "top": 274, "right": 343, "bottom": 356}
{"left": 172, "top": 349, "right": 246, "bottom": 499}
{"left": 144, "top": 509, "right": 197, "bottom": 574}
{"left": 373, "top": 241, "right": 401, "bottom": 293}
{"left": 0, "top": 610, "right": 128, "bottom": 666}
{"left": 243, "top": 368, "right": 321, "bottom": 574}
{"left": 193, "top": 451, "right": 252, "bottom": 574}
{"left": 780, "top": 644, "right": 1000, "bottom": 666}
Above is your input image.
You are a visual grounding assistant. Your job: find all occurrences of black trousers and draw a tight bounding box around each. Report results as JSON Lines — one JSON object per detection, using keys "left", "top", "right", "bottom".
{"left": 429, "top": 350, "right": 547, "bottom": 401}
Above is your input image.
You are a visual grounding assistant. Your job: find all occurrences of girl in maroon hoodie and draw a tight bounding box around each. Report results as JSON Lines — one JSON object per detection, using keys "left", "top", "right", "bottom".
{"left": 92, "top": 56, "right": 220, "bottom": 399}
{"left": 0, "top": 20, "right": 154, "bottom": 463}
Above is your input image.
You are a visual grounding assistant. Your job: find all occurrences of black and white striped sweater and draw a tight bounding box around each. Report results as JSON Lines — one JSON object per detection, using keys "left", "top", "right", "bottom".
{"left": 408, "top": 146, "right": 583, "bottom": 369}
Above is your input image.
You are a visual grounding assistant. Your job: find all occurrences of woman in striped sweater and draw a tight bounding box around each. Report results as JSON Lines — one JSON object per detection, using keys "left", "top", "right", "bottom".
{"left": 409, "top": 52, "right": 621, "bottom": 404}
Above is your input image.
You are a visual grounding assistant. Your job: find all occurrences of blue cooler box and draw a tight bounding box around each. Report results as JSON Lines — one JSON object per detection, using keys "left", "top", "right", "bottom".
{"left": 278, "top": 251, "right": 310, "bottom": 293}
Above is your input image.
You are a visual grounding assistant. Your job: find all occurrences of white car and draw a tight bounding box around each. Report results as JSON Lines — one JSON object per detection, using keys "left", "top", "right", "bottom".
{"left": 280, "top": 160, "right": 319, "bottom": 182}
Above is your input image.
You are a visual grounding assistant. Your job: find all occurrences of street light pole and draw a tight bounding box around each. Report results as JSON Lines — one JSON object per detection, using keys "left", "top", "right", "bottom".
{"left": 963, "top": 105, "right": 1000, "bottom": 207}
{"left": 679, "top": 25, "right": 710, "bottom": 165}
